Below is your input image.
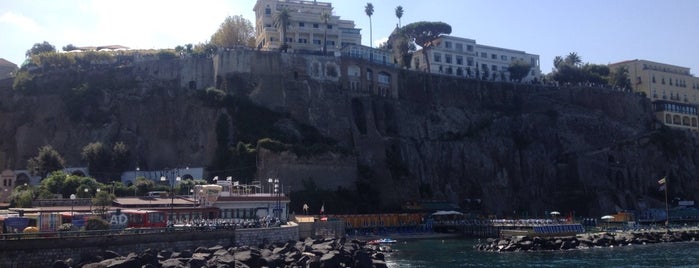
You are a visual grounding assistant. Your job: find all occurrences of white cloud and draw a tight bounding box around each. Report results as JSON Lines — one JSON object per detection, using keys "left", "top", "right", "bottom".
{"left": 374, "top": 37, "right": 389, "bottom": 48}
{"left": 0, "top": 11, "right": 40, "bottom": 32}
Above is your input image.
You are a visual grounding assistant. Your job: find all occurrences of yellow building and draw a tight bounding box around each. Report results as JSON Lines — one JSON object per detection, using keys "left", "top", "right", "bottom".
{"left": 609, "top": 59, "right": 699, "bottom": 131}
{"left": 253, "top": 0, "right": 361, "bottom": 53}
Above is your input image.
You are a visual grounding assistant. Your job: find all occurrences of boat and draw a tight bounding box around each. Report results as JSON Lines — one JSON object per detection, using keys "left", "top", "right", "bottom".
{"left": 367, "top": 238, "right": 397, "bottom": 245}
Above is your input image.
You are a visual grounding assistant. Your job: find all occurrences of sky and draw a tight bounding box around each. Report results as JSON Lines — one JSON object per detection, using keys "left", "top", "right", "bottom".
{"left": 1, "top": 0, "right": 698, "bottom": 75}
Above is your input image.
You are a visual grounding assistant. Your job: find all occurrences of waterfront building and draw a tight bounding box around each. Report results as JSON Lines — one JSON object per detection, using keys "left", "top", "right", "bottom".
{"left": 253, "top": 0, "right": 361, "bottom": 53}
{"left": 411, "top": 35, "right": 542, "bottom": 82}
{"left": 609, "top": 59, "right": 699, "bottom": 131}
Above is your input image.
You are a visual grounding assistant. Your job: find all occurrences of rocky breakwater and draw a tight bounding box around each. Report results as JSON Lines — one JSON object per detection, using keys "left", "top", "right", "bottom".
{"left": 52, "top": 237, "right": 390, "bottom": 268}
{"left": 475, "top": 228, "right": 699, "bottom": 252}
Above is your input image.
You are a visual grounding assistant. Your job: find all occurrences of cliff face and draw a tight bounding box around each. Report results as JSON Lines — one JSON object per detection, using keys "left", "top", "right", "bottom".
{"left": 2, "top": 50, "right": 698, "bottom": 217}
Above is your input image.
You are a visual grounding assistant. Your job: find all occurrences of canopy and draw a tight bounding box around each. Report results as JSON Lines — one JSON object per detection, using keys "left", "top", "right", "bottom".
{"left": 432, "top": 210, "right": 463, "bottom": 216}
{"left": 550, "top": 211, "right": 561, "bottom": 215}
{"left": 601, "top": 215, "right": 615, "bottom": 220}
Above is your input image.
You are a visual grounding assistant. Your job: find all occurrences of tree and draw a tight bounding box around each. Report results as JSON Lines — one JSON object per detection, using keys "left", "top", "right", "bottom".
{"left": 320, "top": 11, "right": 331, "bottom": 54}
{"left": 274, "top": 8, "right": 291, "bottom": 52}
{"left": 401, "top": 21, "right": 452, "bottom": 73}
{"left": 25, "top": 41, "right": 56, "bottom": 58}
{"left": 609, "top": 66, "right": 631, "bottom": 89}
{"left": 365, "top": 3, "right": 374, "bottom": 48}
{"left": 27, "top": 145, "right": 65, "bottom": 177}
{"left": 82, "top": 142, "right": 110, "bottom": 178}
{"left": 62, "top": 44, "right": 78, "bottom": 52}
{"left": 112, "top": 142, "right": 130, "bottom": 175}
{"left": 395, "top": 6, "right": 404, "bottom": 27}
{"left": 385, "top": 27, "right": 413, "bottom": 68}
{"left": 508, "top": 60, "right": 532, "bottom": 82}
{"left": 210, "top": 15, "right": 255, "bottom": 48}
{"left": 564, "top": 52, "right": 582, "bottom": 67}
{"left": 134, "top": 177, "right": 155, "bottom": 196}
{"left": 92, "top": 189, "right": 115, "bottom": 215}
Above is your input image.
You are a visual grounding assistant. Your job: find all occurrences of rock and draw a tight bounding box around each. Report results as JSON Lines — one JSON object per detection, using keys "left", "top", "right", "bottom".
{"left": 354, "top": 250, "right": 373, "bottom": 268}
{"left": 372, "top": 259, "right": 388, "bottom": 268}
{"left": 159, "top": 258, "right": 183, "bottom": 268}
{"left": 319, "top": 251, "right": 340, "bottom": 268}
{"left": 51, "top": 260, "right": 69, "bottom": 268}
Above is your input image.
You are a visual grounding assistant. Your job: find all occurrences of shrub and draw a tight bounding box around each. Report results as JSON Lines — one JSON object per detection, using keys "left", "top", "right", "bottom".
{"left": 85, "top": 217, "right": 110, "bottom": 230}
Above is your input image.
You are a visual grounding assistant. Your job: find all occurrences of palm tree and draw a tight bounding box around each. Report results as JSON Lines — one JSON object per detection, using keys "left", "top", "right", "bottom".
{"left": 564, "top": 52, "right": 582, "bottom": 67}
{"left": 395, "top": 6, "right": 404, "bottom": 27}
{"left": 274, "top": 8, "right": 291, "bottom": 52}
{"left": 320, "top": 11, "right": 331, "bottom": 54}
{"left": 365, "top": 3, "right": 374, "bottom": 48}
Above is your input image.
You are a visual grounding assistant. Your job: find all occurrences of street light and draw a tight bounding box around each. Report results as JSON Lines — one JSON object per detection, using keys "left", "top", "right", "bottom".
{"left": 70, "top": 194, "right": 76, "bottom": 217}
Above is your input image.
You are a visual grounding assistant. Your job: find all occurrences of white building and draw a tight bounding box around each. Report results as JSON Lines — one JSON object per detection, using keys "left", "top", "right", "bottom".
{"left": 253, "top": 0, "right": 361, "bottom": 53}
{"left": 412, "top": 35, "right": 542, "bottom": 82}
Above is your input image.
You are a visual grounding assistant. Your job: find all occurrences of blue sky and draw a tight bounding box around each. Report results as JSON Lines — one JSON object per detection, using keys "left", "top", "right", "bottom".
{"left": 1, "top": 0, "right": 698, "bottom": 75}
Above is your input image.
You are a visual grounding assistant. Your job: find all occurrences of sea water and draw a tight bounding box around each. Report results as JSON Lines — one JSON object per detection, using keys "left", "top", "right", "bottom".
{"left": 384, "top": 238, "right": 699, "bottom": 267}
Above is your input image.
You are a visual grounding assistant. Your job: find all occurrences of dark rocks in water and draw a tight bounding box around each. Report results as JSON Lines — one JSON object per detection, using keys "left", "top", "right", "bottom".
{"left": 476, "top": 229, "right": 699, "bottom": 252}
{"left": 69, "top": 237, "right": 388, "bottom": 268}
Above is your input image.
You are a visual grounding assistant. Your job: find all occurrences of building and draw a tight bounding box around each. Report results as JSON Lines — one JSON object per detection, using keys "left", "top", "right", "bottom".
{"left": 411, "top": 35, "right": 542, "bottom": 82}
{"left": 0, "top": 58, "right": 18, "bottom": 80}
{"left": 253, "top": 0, "right": 361, "bottom": 53}
{"left": 609, "top": 59, "right": 699, "bottom": 131}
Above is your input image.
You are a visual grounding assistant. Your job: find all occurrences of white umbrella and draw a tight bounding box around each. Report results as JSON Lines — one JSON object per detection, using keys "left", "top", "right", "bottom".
{"left": 550, "top": 211, "right": 561, "bottom": 216}
{"left": 432, "top": 210, "right": 463, "bottom": 216}
{"left": 601, "top": 215, "right": 615, "bottom": 220}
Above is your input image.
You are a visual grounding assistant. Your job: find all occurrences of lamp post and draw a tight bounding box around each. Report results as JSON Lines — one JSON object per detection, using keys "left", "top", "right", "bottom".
{"left": 84, "top": 188, "right": 90, "bottom": 214}
{"left": 70, "top": 194, "right": 76, "bottom": 217}
{"left": 161, "top": 173, "right": 181, "bottom": 226}
{"left": 273, "top": 179, "right": 280, "bottom": 219}
{"left": 134, "top": 167, "right": 140, "bottom": 197}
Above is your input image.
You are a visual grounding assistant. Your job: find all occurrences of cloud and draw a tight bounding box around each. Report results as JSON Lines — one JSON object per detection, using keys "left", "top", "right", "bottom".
{"left": 0, "top": 11, "right": 40, "bottom": 32}
{"left": 374, "top": 37, "right": 389, "bottom": 48}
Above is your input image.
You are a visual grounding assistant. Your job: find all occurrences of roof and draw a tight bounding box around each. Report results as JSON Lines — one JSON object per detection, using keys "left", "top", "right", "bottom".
{"left": 114, "top": 197, "right": 195, "bottom": 206}
{"left": 0, "top": 58, "right": 18, "bottom": 68}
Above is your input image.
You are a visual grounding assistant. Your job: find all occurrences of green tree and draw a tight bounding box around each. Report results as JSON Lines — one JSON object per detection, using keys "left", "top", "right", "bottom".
{"left": 609, "top": 66, "right": 631, "bottom": 89}
{"left": 134, "top": 177, "right": 155, "bottom": 196}
{"left": 395, "top": 6, "right": 404, "bottom": 27}
{"left": 27, "top": 145, "right": 65, "bottom": 178}
{"left": 25, "top": 41, "right": 56, "bottom": 58}
{"left": 320, "top": 11, "right": 331, "bottom": 54}
{"left": 564, "top": 52, "right": 582, "bottom": 67}
{"left": 210, "top": 15, "right": 255, "bottom": 48}
{"left": 92, "top": 189, "right": 115, "bottom": 215}
{"left": 81, "top": 142, "right": 112, "bottom": 182}
{"left": 62, "top": 44, "right": 78, "bottom": 52}
{"left": 365, "top": 3, "right": 374, "bottom": 48}
{"left": 274, "top": 8, "right": 291, "bottom": 52}
{"left": 112, "top": 142, "right": 130, "bottom": 176}
{"left": 402, "top": 21, "right": 452, "bottom": 73}
{"left": 508, "top": 60, "right": 532, "bottom": 82}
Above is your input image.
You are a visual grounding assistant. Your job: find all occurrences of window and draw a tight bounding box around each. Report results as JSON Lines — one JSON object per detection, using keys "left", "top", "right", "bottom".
{"left": 434, "top": 53, "right": 441, "bottom": 62}
{"left": 298, "top": 38, "right": 308, "bottom": 44}
{"left": 491, "top": 54, "right": 497, "bottom": 59}
{"left": 313, "top": 24, "right": 319, "bottom": 28}
{"left": 286, "top": 37, "right": 294, "bottom": 43}
{"left": 467, "top": 57, "right": 473, "bottom": 66}
{"left": 455, "top": 43, "right": 463, "bottom": 51}
{"left": 327, "top": 40, "right": 335, "bottom": 45}
{"left": 445, "top": 54, "right": 452, "bottom": 64}
{"left": 313, "top": 39, "right": 321, "bottom": 45}
{"left": 265, "top": 23, "right": 272, "bottom": 28}
{"left": 467, "top": 45, "right": 473, "bottom": 52}
{"left": 456, "top": 56, "right": 463, "bottom": 65}
{"left": 327, "top": 25, "right": 333, "bottom": 29}
{"left": 501, "top": 55, "right": 507, "bottom": 61}
{"left": 445, "top": 41, "right": 452, "bottom": 49}
{"left": 299, "top": 22, "right": 305, "bottom": 27}
{"left": 265, "top": 7, "right": 271, "bottom": 15}
{"left": 491, "top": 65, "right": 497, "bottom": 71}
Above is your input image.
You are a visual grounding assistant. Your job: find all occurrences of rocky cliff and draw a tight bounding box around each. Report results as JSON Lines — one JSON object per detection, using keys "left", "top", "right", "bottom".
{"left": 2, "top": 50, "right": 698, "bottom": 217}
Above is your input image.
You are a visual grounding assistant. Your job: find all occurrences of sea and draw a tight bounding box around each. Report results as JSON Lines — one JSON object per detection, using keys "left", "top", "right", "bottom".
{"left": 384, "top": 238, "right": 699, "bottom": 267}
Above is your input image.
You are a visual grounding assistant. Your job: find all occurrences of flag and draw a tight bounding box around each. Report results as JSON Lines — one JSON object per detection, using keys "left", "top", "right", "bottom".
{"left": 659, "top": 184, "right": 666, "bottom": 191}
{"left": 657, "top": 177, "right": 666, "bottom": 185}
{"left": 320, "top": 203, "right": 325, "bottom": 215}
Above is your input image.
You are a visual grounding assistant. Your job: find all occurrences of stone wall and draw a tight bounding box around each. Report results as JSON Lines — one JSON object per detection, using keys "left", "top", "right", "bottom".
{"left": 0, "top": 225, "right": 298, "bottom": 268}
{"left": 256, "top": 148, "right": 357, "bottom": 192}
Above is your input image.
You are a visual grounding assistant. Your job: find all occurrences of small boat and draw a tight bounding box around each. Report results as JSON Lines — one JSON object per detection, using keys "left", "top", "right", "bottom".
{"left": 368, "top": 238, "right": 398, "bottom": 245}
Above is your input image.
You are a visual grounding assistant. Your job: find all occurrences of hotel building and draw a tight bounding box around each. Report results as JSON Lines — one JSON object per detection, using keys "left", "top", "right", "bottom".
{"left": 253, "top": 0, "right": 361, "bottom": 53}
{"left": 411, "top": 35, "right": 542, "bottom": 82}
{"left": 609, "top": 59, "right": 699, "bottom": 131}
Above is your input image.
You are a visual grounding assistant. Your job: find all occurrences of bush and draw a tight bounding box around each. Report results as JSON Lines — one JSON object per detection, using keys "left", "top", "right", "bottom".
{"left": 258, "top": 138, "right": 288, "bottom": 152}
{"left": 85, "top": 217, "right": 110, "bottom": 230}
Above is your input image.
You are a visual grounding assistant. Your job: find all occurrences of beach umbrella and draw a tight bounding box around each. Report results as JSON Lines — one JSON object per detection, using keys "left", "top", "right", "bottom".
{"left": 550, "top": 211, "right": 561, "bottom": 216}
